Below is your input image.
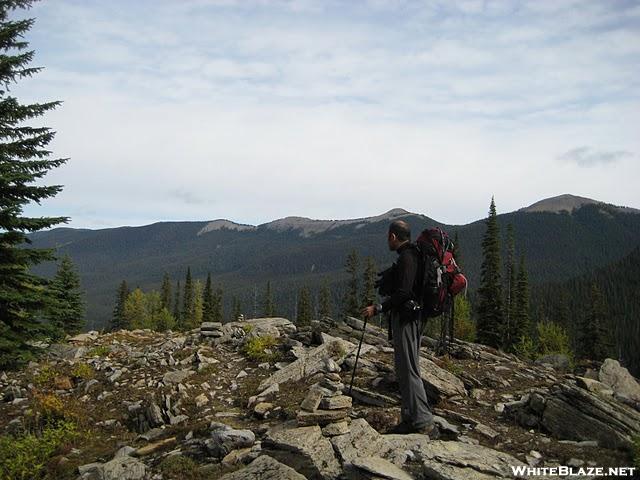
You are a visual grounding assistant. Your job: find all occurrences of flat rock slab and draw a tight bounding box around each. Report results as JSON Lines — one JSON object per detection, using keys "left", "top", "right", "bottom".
{"left": 541, "top": 381, "right": 640, "bottom": 450}
{"left": 297, "top": 409, "right": 348, "bottom": 426}
{"left": 331, "top": 418, "right": 392, "bottom": 464}
{"left": 419, "top": 357, "right": 467, "bottom": 400}
{"left": 349, "top": 456, "right": 413, "bottom": 480}
{"left": 263, "top": 423, "right": 342, "bottom": 479}
{"left": 258, "top": 335, "right": 358, "bottom": 392}
{"left": 219, "top": 454, "right": 306, "bottom": 480}
{"left": 383, "top": 435, "right": 526, "bottom": 479}
{"left": 79, "top": 456, "right": 147, "bottom": 480}
{"left": 320, "top": 395, "right": 352, "bottom": 410}
{"left": 322, "top": 421, "right": 350, "bottom": 437}
{"left": 162, "top": 369, "right": 194, "bottom": 385}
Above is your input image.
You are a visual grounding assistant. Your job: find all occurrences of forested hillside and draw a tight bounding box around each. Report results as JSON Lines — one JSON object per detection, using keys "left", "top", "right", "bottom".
{"left": 532, "top": 246, "right": 640, "bottom": 376}
{"left": 28, "top": 198, "right": 640, "bottom": 330}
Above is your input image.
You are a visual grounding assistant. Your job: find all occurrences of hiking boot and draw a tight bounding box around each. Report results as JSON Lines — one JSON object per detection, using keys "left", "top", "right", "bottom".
{"left": 386, "top": 421, "right": 413, "bottom": 434}
{"left": 412, "top": 421, "right": 440, "bottom": 439}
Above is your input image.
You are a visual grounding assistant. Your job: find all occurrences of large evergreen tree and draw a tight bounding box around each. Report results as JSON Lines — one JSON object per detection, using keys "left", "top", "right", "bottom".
{"left": 0, "top": 0, "right": 69, "bottom": 368}
{"left": 213, "top": 286, "right": 224, "bottom": 322}
{"left": 203, "top": 273, "right": 214, "bottom": 322}
{"left": 297, "top": 286, "right": 312, "bottom": 325}
{"left": 181, "top": 267, "right": 194, "bottom": 328}
{"left": 160, "top": 272, "right": 171, "bottom": 312}
{"left": 319, "top": 283, "right": 331, "bottom": 318}
{"left": 511, "top": 255, "right": 530, "bottom": 350}
{"left": 343, "top": 249, "right": 360, "bottom": 317}
{"left": 503, "top": 224, "right": 517, "bottom": 348}
{"left": 172, "top": 279, "right": 181, "bottom": 324}
{"left": 263, "top": 281, "right": 275, "bottom": 317}
{"left": 111, "top": 280, "right": 129, "bottom": 331}
{"left": 232, "top": 296, "right": 241, "bottom": 321}
{"left": 46, "top": 255, "right": 85, "bottom": 337}
{"left": 578, "top": 282, "right": 612, "bottom": 361}
{"left": 476, "top": 197, "right": 504, "bottom": 348}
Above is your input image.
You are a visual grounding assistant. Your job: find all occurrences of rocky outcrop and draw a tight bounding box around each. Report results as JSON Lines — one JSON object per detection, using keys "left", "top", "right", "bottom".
{"left": 262, "top": 423, "right": 342, "bottom": 479}
{"left": 385, "top": 435, "right": 526, "bottom": 479}
{"left": 599, "top": 358, "right": 640, "bottom": 403}
{"left": 219, "top": 455, "right": 307, "bottom": 480}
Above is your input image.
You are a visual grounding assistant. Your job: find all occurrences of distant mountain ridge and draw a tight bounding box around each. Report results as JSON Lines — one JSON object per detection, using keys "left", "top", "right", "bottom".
{"left": 27, "top": 195, "right": 640, "bottom": 329}
{"left": 520, "top": 193, "right": 640, "bottom": 215}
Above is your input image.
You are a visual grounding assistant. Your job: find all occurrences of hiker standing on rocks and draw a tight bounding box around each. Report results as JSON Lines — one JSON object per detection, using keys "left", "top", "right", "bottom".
{"left": 362, "top": 220, "right": 437, "bottom": 436}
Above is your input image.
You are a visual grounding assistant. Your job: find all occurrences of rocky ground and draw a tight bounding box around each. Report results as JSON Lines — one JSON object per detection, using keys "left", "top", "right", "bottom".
{"left": 1, "top": 316, "right": 639, "bottom": 480}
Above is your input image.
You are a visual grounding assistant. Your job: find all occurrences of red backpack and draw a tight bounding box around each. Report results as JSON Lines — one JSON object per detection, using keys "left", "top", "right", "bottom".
{"left": 416, "top": 227, "right": 468, "bottom": 318}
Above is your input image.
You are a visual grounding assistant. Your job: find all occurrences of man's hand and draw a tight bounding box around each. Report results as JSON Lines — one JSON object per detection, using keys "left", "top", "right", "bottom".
{"left": 361, "top": 305, "right": 376, "bottom": 319}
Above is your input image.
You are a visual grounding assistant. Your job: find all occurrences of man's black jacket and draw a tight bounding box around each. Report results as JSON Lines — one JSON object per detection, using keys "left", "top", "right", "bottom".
{"left": 380, "top": 242, "right": 421, "bottom": 322}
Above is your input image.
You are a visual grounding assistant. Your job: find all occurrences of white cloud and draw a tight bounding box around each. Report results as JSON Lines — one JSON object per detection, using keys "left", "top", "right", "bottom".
{"left": 15, "top": 0, "right": 640, "bottom": 228}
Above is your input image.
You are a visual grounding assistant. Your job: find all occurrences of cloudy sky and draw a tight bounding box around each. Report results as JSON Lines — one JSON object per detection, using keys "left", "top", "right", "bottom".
{"left": 16, "top": 0, "right": 640, "bottom": 229}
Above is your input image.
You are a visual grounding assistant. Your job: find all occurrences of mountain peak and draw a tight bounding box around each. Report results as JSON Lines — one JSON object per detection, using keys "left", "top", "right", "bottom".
{"left": 521, "top": 194, "right": 601, "bottom": 214}
{"left": 521, "top": 194, "right": 640, "bottom": 215}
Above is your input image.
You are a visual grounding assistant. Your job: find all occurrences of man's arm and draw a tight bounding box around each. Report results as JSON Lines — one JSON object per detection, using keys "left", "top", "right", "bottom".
{"left": 379, "top": 250, "right": 417, "bottom": 314}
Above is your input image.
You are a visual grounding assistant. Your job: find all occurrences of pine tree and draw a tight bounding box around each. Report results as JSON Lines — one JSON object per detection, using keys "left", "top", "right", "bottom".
{"left": 203, "top": 273, "right": 214, "bottom": 322}
{"left": 46, "top": 255, "right": 85, "bottom": 337}
{"left": 232, "top": 296, "right": 242, "bottom": 321}
{"left": 476, "top": 197, "right": 504, "bottom": 348}
{"left": 578, "top": 283, "right": 612, "bottom": 361}
{"left": 160, "top": 272, "right": 172, "bottom": 312}
{"left": 319, "top": 283, "right": 331, "bottom": 318}
{"left": 343, "top": 249, "right": 360, "bottom": 317}
{"left": 173, "top": 280, "right": 181, "bottom": 324}
{"left": 297, "top": 286, "right": 312, "bottom": 325}
{"left": 111, "top": 280, "right": 129, "bottom": 331}
{"left": 263, "top": 281, "right": 275, "bottom": 317}
{"left": 511, "top": 255, "right": 530, "bottom": 350}
{"left": 213, "top": 286, "right": 224, "bottom": 322}
{"left": 124, "top": 289, "right": 150, "bottom": 330}
{"left": 186, "top": 280, "right": 203, "bottom": 329}
{"left": 361, "top": 257, "right": 377, "bottom": 309}
{"left": 181, "top": 267, "right": 194, "bottom": 329}
{"left": 0, "top": 0, "right": 69, "bottom": 368}
{"left": 503, "top": 224, "right": 517, "bottom": 349}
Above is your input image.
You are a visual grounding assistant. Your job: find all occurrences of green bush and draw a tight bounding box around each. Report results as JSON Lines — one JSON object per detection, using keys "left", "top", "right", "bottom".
{"left": 87, "top": 345, "right": 110, "bottom": 357}
{"left": 0, "top": 421, "right": 78, "bottom": 480}
{"left": 34, "top": 365, "right": 57, "bottom": 387}
{"left": 70, "top": 363, "right": 94, "bottom": 380}
{"left": 241, "top": 324, "right": 254, "bottom": 334}
{"left": 241, "top": 335, "right": 280, "bottom": 362}
{"left": 453, "top": 296, "right": 476, "bottom": 342}
{"left": 514, "top": 334, "right": 537, "bottom": 361}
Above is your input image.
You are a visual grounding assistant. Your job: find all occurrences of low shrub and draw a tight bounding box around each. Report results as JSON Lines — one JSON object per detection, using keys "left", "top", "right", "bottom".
{"left": 87, "top": 345, "right": 110, "bottom": 357}
{"left": 241, "top": 324, "right": 254, "bottom": 334}
{"left": 0, "top": 420, "right": 78, "bottom": 480}
{"left": 34, "top": 364, "right": 57, "bottom": 387}
{"left": 160, "top": 455, "right": 200, "bottom": 480}
{"left": 241, "top": 335, "right": 280, "bottom": 362}
{"left": 70, "top": 363, "right": 94, "bottom": 380}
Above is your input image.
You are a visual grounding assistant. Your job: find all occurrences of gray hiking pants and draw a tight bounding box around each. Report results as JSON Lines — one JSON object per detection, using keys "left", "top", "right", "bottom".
{"left": 391, "top": 311, "right": 433, "bottom": 428}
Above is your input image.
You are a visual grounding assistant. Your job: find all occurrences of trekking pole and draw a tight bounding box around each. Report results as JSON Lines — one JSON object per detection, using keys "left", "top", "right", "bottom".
{"left": 348, "top": 315, "right": 370, "bottom": 396}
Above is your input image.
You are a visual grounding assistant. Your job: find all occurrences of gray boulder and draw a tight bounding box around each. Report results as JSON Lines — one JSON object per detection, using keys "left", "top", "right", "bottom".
{"left": 331, "top": 418, "right": 392, "bottom": 465}
{"left": 419, "top": 356, "right": 467, "bottom": 401}
{"left": 540, "top": 380, "right": 640, "bottom": 450}
{"left": 206, "top": 426, "right": 256, "bottom": 458}
{"left": 383, "top": 435, "right": 526, "bottom": 479}
{"left": 78, "top": 456, "right": 146, "bottom": 480}
{"left": 599, "top": 358, "right": 640, "bottom": 403}
{"left": 219, "top": 454, "right": 306, "bottom": 480}
{"left": 263, "top": 423, "right": 341, "bottom": 479}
